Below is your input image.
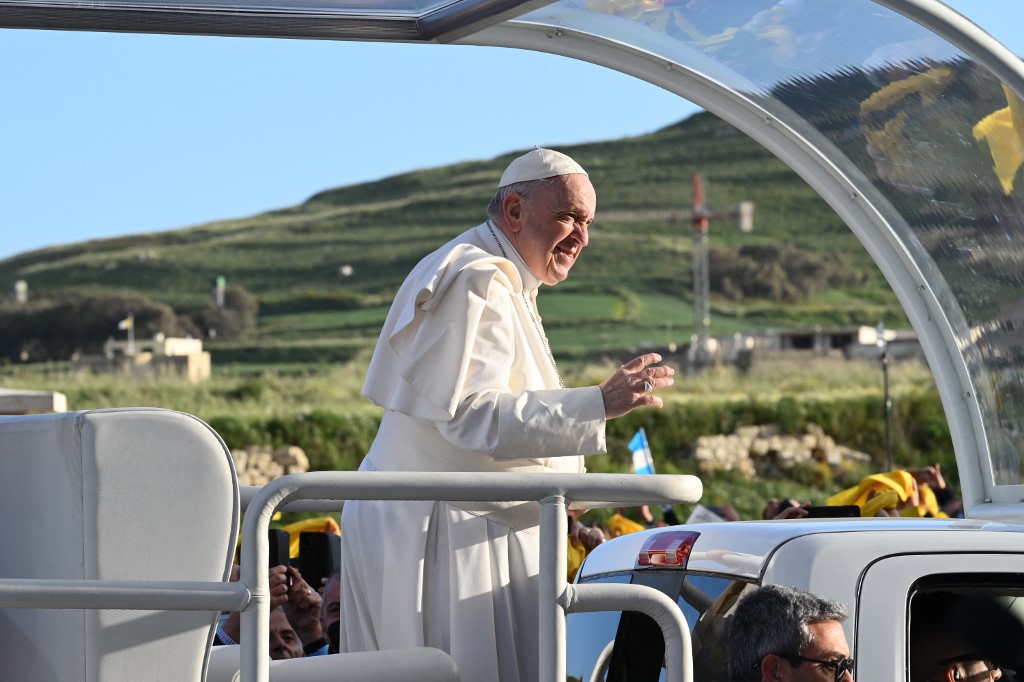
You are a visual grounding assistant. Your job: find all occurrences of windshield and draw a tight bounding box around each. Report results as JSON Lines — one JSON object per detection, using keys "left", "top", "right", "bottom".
{"left": 516, "top": 0, "right": 1024, "bottom": 491}
{"left": 568, "top": 570, "right": 746, "bottom": 681}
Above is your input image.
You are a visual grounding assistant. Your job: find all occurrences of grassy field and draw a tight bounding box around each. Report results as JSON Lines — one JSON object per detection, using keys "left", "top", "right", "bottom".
{"left": 1, "top": 353, "right": 933, "bottom": 419}
{"left": 204, "top": 281, "right": 904, "bottom": 369}
{"left": 1, "top": 353, "right": 949, "bottom": 525}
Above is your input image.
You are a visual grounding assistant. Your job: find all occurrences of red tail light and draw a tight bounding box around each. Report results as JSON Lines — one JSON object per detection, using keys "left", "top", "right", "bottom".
{"left": 636, "top": 531, "right": 700, "bottom": 568}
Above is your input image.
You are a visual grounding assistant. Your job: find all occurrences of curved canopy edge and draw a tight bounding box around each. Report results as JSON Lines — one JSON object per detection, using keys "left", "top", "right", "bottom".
{"left": 460, "top": 9, "right": 1024, "bottom": 517}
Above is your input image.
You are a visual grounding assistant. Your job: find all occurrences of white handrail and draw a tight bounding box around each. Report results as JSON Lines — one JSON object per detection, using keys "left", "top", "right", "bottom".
{"left": 0, "top": 578, "right": 248, "bottom": 611}
{"left": 566, "top": 582, "right": 693, "bottom": 681}
{"left": 0, "top": 470, "right": 702, "bottom": 682}
{"left": 238, "top": 471, "right": 702, "bottom": 682}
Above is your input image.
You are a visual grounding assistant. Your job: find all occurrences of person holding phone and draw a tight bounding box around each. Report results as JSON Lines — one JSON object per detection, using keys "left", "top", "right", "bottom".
{"left": 215, "top": 564, "right": 325, "bottom": 657}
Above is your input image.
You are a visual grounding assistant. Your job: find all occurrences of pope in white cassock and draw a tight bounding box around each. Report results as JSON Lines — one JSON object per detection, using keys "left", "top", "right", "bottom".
{"left": 339, "top": 148, "right": 675, "bottom": 680}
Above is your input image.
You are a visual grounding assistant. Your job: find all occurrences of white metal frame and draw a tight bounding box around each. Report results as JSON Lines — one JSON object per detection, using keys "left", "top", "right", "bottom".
{"left": 0, "top": 471, "right": 701, "bottom": 682}
{"left": 240, "top": 471, "right": 700, "bottom": 682}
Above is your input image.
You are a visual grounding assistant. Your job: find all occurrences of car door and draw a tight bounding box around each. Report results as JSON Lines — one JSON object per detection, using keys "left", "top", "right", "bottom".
{"left": 856, "top": 552, "right": 1024, "bottom": 682}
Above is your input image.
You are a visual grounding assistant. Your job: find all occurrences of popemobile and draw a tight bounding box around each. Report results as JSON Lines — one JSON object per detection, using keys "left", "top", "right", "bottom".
{"left": 3, "top": 1, "right": 1024, "bottom": 681}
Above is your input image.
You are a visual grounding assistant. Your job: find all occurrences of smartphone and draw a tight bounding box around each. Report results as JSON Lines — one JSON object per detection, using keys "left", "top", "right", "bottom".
{"left": 297, "top": 532, "right": 340, "bottom": 589}
{"left": 805, "top": 505, "right": 860, "bottom": 518}
{"left": 268, "top": 528, "right": 291, "bottom": 568}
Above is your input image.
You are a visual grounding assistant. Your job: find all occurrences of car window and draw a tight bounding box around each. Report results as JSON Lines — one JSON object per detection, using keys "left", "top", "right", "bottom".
{"left": 908, "top": 575, "right": 1024, "bottom": 682}
{"left": 566, "top": 571, "right": 744, "bottom": 682}
{"left": 567, "top": 573, "right": 630, "bottom": 682}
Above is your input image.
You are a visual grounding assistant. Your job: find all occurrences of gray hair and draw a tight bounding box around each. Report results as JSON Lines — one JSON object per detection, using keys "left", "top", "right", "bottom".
{"left": 486, "top": 177, "right": 560, "bottom": 223}
{"left": 727, "top": 585, "right": 848, "bottom": 682}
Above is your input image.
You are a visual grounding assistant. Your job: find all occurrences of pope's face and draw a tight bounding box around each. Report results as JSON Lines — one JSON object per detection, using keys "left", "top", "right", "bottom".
{"left": 506, "top": 174, "right": 596, "bottom": 286}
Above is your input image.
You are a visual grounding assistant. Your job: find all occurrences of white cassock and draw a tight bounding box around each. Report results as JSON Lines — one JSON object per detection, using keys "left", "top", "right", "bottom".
{"left": 340, "top": 222, "right": 607, "bottom": 681}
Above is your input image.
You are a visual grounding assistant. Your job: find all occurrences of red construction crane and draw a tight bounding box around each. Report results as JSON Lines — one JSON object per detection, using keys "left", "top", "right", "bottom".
{"left": 597, "top": 175, "right": 752, "bottom": 370}
{"left": 691, "top": 173, "right": 753, "bottom": 370}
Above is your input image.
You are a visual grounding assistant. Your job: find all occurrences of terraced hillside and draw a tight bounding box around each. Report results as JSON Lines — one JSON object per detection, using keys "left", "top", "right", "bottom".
{"left": 0, "top": 111, "right": 903, "bottom": 367}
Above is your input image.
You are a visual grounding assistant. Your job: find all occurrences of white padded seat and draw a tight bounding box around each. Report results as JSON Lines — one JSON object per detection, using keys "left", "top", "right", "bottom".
{"left": 0, "top": 408, "right": 239, "bottom": 682}
{"left": 208, "top": 645, "right": 460, "bottom": 682}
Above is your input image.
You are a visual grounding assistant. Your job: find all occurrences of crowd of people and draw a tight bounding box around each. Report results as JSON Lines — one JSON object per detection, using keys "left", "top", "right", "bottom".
{"left": 562, "top": 461, "right": 964, "bottom": 581}
{"left": 215, "top": 562, "right": 340, "bottom": 659}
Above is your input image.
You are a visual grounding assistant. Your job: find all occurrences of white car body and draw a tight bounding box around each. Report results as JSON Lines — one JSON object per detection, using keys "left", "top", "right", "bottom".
{"left": 569, "top": 518, "right": 1024, "bottom": 681}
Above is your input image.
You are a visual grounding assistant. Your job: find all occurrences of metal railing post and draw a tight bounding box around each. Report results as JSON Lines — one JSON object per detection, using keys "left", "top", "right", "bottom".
{"left": 538, "top": 494, "right": 567, "bottom": 682}
{"left": 240, "top": 478, "right": 301, "bottom": 682}
{"left": 566, "top": 582, "right": 692, "bottom": 682}
{"left": 232, "top": 471, "right": 702, "bottom": 682}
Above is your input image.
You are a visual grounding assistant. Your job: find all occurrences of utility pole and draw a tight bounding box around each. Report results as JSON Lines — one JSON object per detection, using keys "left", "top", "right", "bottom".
{"left": 877, "top": 321, "right": 894, "bottom": 471}
{"left": 689, "top": 173, "right": 754, "bottom": 372}
{"left": 213, "top": 276, "right": 226, "bottom": 308}
{"left": 691, "top": 174, "right": 711, "bottom": 370}
{"left": 597, "top": 178, "right": 752, "bottom": 367}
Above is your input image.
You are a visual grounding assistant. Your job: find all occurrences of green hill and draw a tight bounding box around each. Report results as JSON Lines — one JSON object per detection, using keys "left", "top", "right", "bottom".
{"left": 0, "top": 111, "right": 904, "bottom": 367}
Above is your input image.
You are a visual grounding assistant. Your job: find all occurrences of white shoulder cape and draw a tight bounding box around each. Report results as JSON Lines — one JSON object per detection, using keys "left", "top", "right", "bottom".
{"left": 362, "top": 239, "right": 523, "bottom": 422}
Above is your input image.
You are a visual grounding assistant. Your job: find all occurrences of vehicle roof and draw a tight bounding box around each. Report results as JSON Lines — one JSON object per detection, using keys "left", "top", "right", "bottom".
{"left": 577, "top": 518, "right": 1024, "bottom": 581}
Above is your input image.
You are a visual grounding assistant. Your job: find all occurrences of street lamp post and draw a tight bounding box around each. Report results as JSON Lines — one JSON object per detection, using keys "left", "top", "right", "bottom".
{"left": 876, "top": 322, "right": 894, "bottom": 471}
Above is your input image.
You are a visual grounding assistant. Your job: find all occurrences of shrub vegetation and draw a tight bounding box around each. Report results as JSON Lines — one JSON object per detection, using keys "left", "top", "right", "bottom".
{"left": 1, "top": 356, "right": 952, "bottom": 521}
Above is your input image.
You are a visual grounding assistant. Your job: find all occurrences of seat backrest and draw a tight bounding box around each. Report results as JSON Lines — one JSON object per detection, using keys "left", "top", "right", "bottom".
{"left": 0, "top": 408, "right": 239, "bottom": 682}
{"left": 208, "top": 645, "right": 461, "bottom": 682}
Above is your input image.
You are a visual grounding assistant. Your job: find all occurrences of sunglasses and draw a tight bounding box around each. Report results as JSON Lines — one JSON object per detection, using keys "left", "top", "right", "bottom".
{"left": 760, "top": 653, "right": 855, "bottom": 682}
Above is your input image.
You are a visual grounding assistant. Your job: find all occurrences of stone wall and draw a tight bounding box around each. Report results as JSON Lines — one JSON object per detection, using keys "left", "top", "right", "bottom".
{"left": 692, "top": 423, "right": 872, "bottom": 478}
{"left": 232, "top": 445, "right": 310, "bottom": 486}
{"left": 229, "top": 426, "right": 871, "bottom": 485}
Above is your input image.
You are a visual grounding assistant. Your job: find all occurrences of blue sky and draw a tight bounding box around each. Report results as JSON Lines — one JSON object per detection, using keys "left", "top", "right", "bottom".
{"left": 1, "top": 1, "right": 1020, "bottom": 261}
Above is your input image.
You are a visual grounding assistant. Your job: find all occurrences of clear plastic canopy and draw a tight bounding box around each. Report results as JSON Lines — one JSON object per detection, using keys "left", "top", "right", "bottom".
{"left": 464, "top": 0, "right": 1024, "bottom": 513}
{"left": 2, "top": 0, "right": 1023, "bottom": 516}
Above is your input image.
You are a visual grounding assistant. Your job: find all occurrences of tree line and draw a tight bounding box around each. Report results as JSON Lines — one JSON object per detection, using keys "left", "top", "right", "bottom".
{"left": 0, "top": 285, "right": 258, "bottom": 363}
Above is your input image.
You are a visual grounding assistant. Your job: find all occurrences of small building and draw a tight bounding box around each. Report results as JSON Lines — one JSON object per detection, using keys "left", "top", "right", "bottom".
{"left": 774, "top": 327, "right": 858, "bottom": 354}
{"left": 743, "top": 326, "right": 922, "bottom": 361}
{"left": 846, "top": 325, "right": 922, "bottom": 361}
{"left": 72, "top": 334, "right": 211, "bottom": 382}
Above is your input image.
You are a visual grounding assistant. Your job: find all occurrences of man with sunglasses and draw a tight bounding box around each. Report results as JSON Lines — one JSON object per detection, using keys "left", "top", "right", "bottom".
{"left": 727, "top": 584, "right": 854, "bottom": 682}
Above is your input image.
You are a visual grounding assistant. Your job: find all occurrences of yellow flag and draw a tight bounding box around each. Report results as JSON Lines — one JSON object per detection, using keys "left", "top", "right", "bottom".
{"left": 607, "top": 512, "right": 646, "bottom": 538}
{"left": 973, "top": 83, "right": 1024, "bottom": 195}
{"left": 826, "top": 470, "right": 917, "bottom": 517}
